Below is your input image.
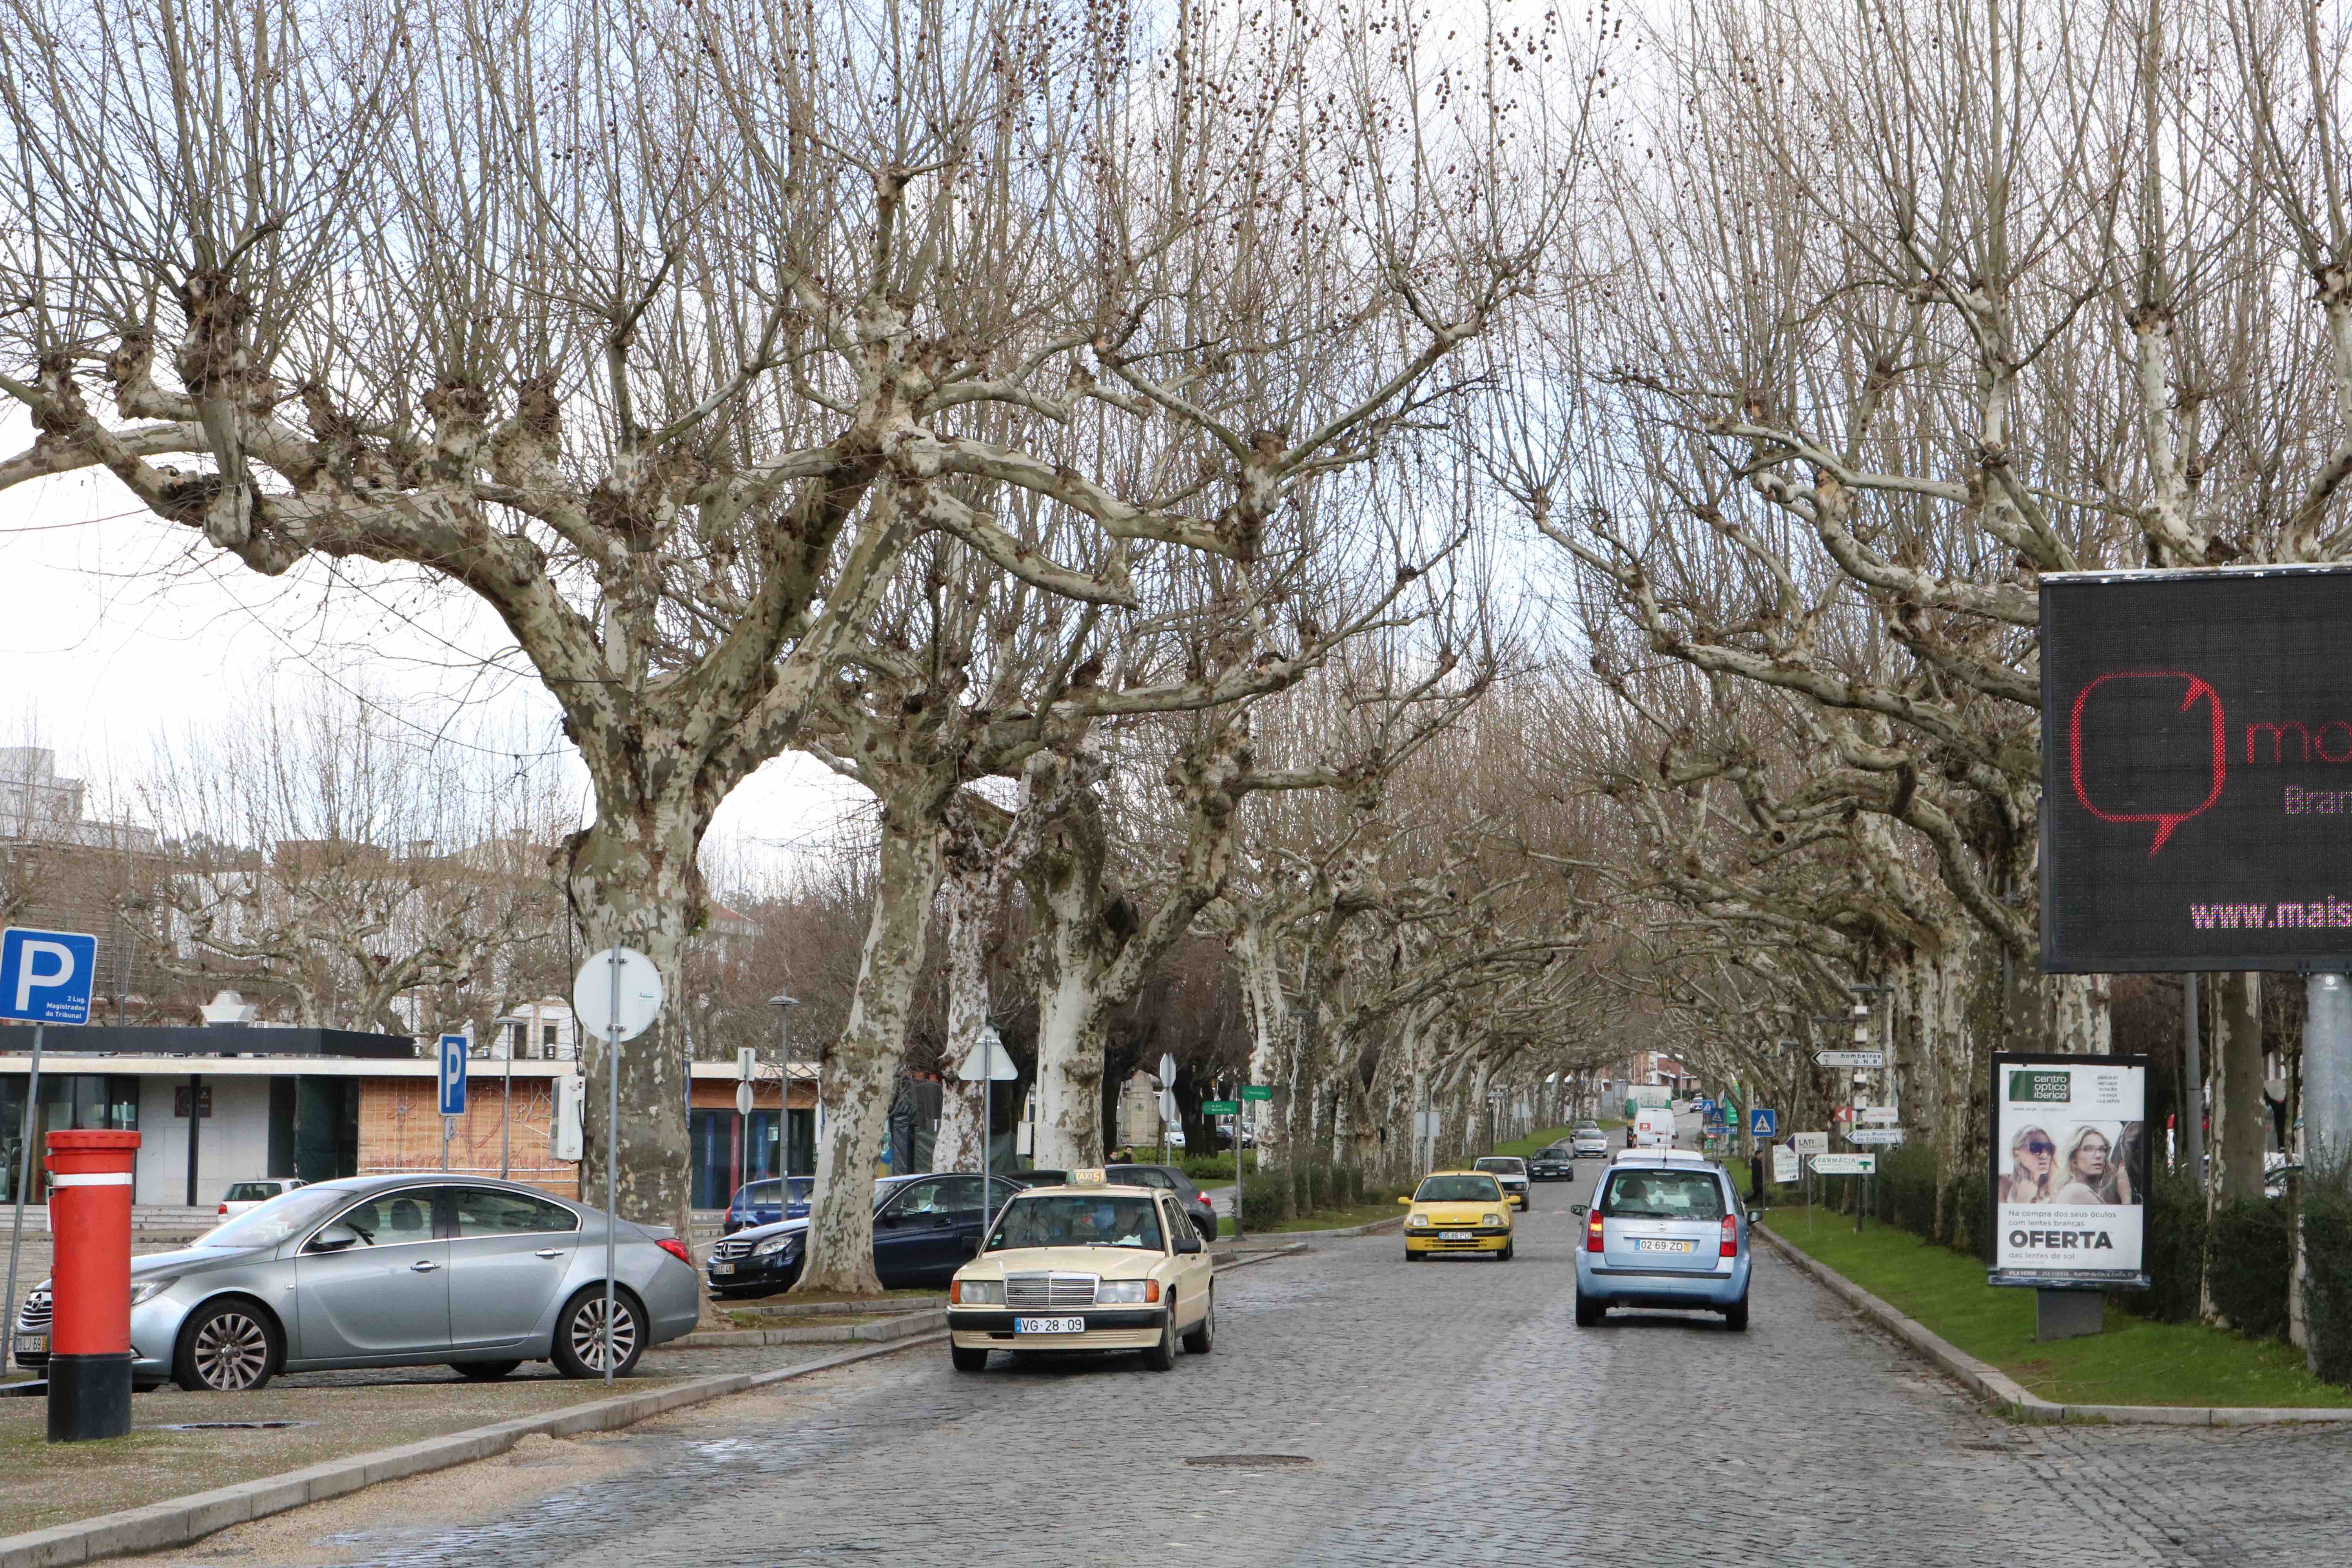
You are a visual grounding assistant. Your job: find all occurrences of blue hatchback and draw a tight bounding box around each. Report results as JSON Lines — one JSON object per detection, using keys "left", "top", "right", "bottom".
{"left": 1572, "top": 1153, "right": 1753, "bottom": 1330}
{"left": 724, "top": 1176, "right": 813, "bottom": 1234}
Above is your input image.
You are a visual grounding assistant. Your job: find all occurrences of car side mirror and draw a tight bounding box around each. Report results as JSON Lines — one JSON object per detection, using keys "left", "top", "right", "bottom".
{"left": 309, "top": 1224, "right": 359, "bottom": 1253}
{"left": 960, "top": 1235, "right": 981, "bottom": 1259}
{"left": 1396, "top": 1196, "right": 1412, "bottom": 1206}
{"left": 1570, "top": 1205, "right": 1587, "bottom": 1218}
{"left": 1748, "top": 1209, "right": 1761, "bottom": 1225}
{"left": 877, "top": 1212, "right": 898, "bottom": 1228}
{"left": 1175, "top": 1230, "right": 1203, "bottom": 1254}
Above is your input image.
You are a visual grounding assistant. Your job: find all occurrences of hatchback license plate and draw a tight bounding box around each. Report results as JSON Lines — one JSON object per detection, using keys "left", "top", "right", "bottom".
{"left": 1014, "top": 1316, "right": 1086, "bottom": 1334}
{"left": 1635, "top": 1239, "right": 1693, "bottom": 1253}
{"left": 15, "top": 1334, "right": 44, "bottom": 1356}
{"left": 1439, "top": 1230, "right": 1474, "bottom": 1240}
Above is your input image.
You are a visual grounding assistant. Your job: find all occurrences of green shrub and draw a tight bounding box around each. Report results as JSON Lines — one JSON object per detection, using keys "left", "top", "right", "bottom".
{"left": 2206, "top": 1194, "right": 2294, "bottom": 1341}
{"left": 2117, "top": 1167, "right": 2207, "bottom": 1325}
{"left": 1334, "top": 1164, "right": 1362, "bottom": 1205}
{"left": 1878, "top": 1145, "right": 1940, "bottom": 1240}
{"left": 2301, "top": 1167, "right": 2352, "bottom": 1387}
{"left": 1240, "top": 1170, "right": 1288, "bottom": 1231}
{"left": 1180, "top": 1154, "right": 1237, "bottom": 1182}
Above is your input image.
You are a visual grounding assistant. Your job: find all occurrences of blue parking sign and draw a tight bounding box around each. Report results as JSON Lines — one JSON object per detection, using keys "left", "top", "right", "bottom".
{"left": 0, "top": 927, "right": 98, "bottom": 1024}
{"left": 438, "top": 1033, "right": 469, "bottom": 1115}
{"left": 1750, "top": 1107, "right": 1777, "bottom": 1138}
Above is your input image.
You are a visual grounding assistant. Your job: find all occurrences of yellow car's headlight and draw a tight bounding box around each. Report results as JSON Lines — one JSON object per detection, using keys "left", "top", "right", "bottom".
{"left": 1483, "top": 1213, "right": 1503, "bottom": 1227}
{"left": 1093, "top": 1279, "right": 1156, "bottom": 1304}
{"left": 1408, "top": 1212, "right": 1429, "bottom": 1228}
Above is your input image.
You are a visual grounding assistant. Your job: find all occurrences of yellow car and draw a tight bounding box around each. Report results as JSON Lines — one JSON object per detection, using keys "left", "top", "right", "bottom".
{"left": 1399, "top": 1171, "right": 1516, "bottom": 1260}
{"left": 946, "top": 1170, "right": 1216, "bottom": 1372}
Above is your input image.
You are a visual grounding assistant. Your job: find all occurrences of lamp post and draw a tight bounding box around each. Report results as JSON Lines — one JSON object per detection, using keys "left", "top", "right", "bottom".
{"left": 768, "top": 995, "right": 800, "bottom": 1191}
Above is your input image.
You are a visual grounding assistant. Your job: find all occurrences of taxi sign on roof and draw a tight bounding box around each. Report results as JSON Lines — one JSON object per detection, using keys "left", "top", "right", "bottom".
{"left": 1071, "top": 1167, "right": 1108, "bottom": 1185}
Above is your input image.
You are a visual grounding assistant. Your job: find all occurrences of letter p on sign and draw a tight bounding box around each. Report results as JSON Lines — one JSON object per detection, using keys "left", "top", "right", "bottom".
{"left": 0, "top": 927, "right": 98, "bottom": 1025}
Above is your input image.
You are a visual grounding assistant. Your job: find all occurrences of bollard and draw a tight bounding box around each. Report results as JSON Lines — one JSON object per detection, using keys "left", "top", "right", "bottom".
{"left": 44, "top": 1129, "right": 140, "bottom": 1443}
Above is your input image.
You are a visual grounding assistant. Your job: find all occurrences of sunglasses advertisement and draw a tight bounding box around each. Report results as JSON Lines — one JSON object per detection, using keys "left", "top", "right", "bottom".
{"left": 1989, "top": 1054, "right": 2152, "bottom": 1291}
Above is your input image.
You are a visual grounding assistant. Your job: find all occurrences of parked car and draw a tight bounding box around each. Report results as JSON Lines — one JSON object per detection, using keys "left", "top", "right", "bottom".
{"left": 216, "top": 1178, "right": 304, "bottom": 1221}
{"left": 707, "top": 1172, "right": 1032, "bottom": 1298}
{"left": 1528, "top": 1147, "right": 1573, "bottom": 1181}
{"left": 14, "top": 1174, "right": 701, "bottom": 1392}
{"left": 722, "top": 1176, "right": 814, "bottom": 1234}
{"left": 1472, "top": 1156, "right": 1530, "bottom": 1207}
{"left": 1107, "top": 1162, "right": 1220, "bottom": 1240}
{"left": 1573, "top": 1152, "right": 1752, "bottom": 1330}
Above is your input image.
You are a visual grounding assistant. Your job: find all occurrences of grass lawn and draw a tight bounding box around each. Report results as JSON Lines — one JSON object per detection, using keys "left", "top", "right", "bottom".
{"left": 1496, "top": 1125, "right": 1580, "bottom": 1159}
{"left": 1762, "top": 1206, "right": 2345, "bottom": 1408}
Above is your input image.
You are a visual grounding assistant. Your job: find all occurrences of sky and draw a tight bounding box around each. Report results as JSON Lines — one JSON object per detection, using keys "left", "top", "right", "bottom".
{"left": 0, "top": 411, "right": 862, "bottom": 886}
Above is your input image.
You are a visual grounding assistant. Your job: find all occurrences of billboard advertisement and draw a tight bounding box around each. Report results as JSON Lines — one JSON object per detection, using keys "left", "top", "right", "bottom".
{"left": 1987, "top": 1054, "right": 2150, "bottom": 1290}
{"left": 2042, "top": 565, "right": 2352, "bottom": 971}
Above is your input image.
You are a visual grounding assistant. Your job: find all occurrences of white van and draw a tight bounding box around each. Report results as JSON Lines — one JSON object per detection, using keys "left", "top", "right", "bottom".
{"left": 1632, "top": 1107, "right": 1677, "bottom": 1148}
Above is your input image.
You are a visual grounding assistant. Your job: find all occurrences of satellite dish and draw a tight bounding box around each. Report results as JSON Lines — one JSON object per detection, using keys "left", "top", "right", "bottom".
{"left": 572, "top": 948, "right": 663, "bottom": 1042}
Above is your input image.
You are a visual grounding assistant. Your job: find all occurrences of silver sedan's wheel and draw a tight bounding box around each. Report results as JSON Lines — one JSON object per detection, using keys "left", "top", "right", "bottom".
{"left": 552, "top": 1289, "right": 644, "bottom": 1379}
{"left": 174, "top": 1301, "right": 278, "bottom": 1392}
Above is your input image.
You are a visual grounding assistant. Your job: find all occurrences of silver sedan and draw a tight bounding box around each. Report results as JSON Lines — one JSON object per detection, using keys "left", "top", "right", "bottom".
{"left": 14, "top": 1174, "right": 702, "bottom": 1391}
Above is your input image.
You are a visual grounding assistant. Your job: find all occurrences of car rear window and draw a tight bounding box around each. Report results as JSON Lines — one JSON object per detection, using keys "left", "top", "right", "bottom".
{"left": 223, "top": 1182, "right": 280, "bottom": 1202}
{"left": 1600, "top": 1170, "right": 1726, "bottom": 1220}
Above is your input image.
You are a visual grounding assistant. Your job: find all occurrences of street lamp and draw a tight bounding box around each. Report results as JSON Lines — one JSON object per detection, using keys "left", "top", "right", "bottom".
{"left": 768, "top": 995, "right": 801, "bottom": 1185}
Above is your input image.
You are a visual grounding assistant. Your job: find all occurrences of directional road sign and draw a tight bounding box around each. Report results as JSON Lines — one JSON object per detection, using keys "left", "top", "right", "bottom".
{"left": 437, "top": 1033, "right": 469, "bottom": 1116}
{"left": 1201, "top": 1099, "right": 1240, "bottom": 1115}
{"left": 1789, "top": 1132, "right": 1830, "bottom": 1156}
{"left": 1811, "top": 1153, "right": 1877, "bottom": 1175}
{"left": 1241, "top": 1084, "right": 1273, "bottom": 1102}
{"left": 1858, "top": 1105, "right": 1901, "bottom": 1125}
{"left": 1848, "top": 1128, "right": 1907, "bottom": 1145}
{"left": 1815, "top": 1049, "right": 1886, "bottom": 1069}
{"left": 0, "top": 927, "right": 97, "bottom": 1025}
{"left": 1749, "top": 1107, "right": 1777, "bottom": 1138}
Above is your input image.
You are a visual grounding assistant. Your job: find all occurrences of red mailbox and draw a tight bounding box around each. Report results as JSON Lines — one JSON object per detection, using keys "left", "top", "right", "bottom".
{"left": 44, "top": 1129, "right": 139, "bottom": 1442}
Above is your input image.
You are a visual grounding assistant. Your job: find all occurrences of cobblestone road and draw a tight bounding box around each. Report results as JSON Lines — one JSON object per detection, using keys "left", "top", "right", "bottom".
{"left": 136, "top": 1164, "right": 2352, "bottom": 1567}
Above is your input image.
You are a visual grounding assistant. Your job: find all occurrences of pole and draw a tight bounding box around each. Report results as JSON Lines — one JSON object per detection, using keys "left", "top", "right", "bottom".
{"left": 184, "top": 1073, "right": 200, "bottom": 1207}
{"left": 2181, "top": 973, "right": 2205, "bottom": 1186}
{"left": 2305, "top": 973, "right": 2352, "bottom": 1170}
{"left": 603, "top": 947, "right": 621, "bottom": 1387}
{"left": 4, "top": 1024, "right": 45, "bottom": 1372}
{"left": 502, "top": 1024, "right": 514, "bottom": 1181}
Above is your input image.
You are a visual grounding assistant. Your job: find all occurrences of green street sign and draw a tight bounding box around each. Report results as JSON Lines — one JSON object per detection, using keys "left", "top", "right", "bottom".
{"left": 1201, "top": 1099, "right": 1240, "bottom": 1114}
{"left": 1241, "top": 1084, "right": 1273, "bottom": 1102}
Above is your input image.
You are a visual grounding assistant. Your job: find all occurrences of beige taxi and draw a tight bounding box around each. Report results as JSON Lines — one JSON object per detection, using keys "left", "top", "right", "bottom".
{"left": 946, "top": 1169, "right": 1216, "bottom": 1372}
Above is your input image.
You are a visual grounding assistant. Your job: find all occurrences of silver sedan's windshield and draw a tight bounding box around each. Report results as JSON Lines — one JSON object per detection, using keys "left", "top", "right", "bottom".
{"left": 200, "top": 1185, "right": 352, "bottom": 1249}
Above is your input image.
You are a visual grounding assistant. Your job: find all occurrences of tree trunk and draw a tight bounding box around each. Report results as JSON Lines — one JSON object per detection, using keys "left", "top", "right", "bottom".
{"left": 2204, "top": 971, "right": 2266, "bottom": 1321}
{"left": 796, "top": 820, "right": 943, "bottom": 1296}
{"left": 928, "top": 853, "right": 993, "bottom": 1173}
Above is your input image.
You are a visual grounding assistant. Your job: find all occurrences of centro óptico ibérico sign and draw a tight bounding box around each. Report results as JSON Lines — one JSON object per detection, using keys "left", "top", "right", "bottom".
{"left": 2042, "top": 565, "right": 2352, "bottom": 973}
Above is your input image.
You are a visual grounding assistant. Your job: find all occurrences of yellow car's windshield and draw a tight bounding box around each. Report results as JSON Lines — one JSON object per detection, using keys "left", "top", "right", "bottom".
{"left": 1414, "top": 1175, "right": 1503, "bottom": 1203}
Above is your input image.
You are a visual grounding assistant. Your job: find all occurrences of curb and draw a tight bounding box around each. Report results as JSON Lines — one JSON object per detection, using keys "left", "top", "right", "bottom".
{"left": 1225, "top": 1217, "right": 1404, "bottom": 1243}
{"left": 672, "top": 1309, "right": 946, "bottom": 1349}
{"left": 0, "top": 1334, "right": 944, "bottom": 1568}
{"left": 1755, "top": 1225, "right": 2352, "bottom": 1427}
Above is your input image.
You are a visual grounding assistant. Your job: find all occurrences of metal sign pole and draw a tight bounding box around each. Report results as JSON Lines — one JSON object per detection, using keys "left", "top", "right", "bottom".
{"left": 604, "top": 947, "right": 621, "bottom": 1387}
{"left": 502, "top": 1029, "right": 514, "bottom": 1181}
{"left": 3, "top": 1023, "right": 45, "bottom": 1372}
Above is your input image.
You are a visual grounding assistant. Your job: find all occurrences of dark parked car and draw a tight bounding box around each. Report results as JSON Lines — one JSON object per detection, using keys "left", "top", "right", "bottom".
{"left": 1528, "top": 1146, "right": 1573, "bottom": 1180}
{"left": 723, "top": 1176, "right": 814, "bottom": 1234}
{"left": 1107, "top": 1163, "right": 1219, "bottom": 1241}
{"left": 706, "top": 1173, "right": 1031, "bottom": 1297}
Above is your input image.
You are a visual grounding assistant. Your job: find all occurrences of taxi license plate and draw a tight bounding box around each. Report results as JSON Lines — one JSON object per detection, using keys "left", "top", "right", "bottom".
{"left": 1014, "top": 1317, "right": 1085, "bottom": 1334}
{"left": 709, "top": 1262, "right": 735, "bottom": 1275}
{"left": 1439, "top": 1230, "right": 1474, "bottom": 1240}
{"left": 1636, "top": 1239, "right": 1693, "bottom": 1253}
{"left": 15, "top": 1334, "right": 44, "bottom": 1356}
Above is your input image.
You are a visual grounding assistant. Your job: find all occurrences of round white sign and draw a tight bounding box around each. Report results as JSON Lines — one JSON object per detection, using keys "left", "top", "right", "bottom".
{"left": 572, "top": 947, "right": 664, "bottom": 1043}
{"left": 735, "top": 1082, "right": 755, "bottom": 1117}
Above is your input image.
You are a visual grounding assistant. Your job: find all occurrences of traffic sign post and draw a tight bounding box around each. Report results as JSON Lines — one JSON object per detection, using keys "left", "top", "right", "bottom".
{"left": 1848, "top": 1128, "right": 1906, "bottom": 1145}
{"left": 437, "top": 1033, "right": 468, "bottom": 1171}
{"left": 1240, "top": 1084, "right": 1272, "bottom": 1101}
{"left": 572, "top": 947, "right": 663, "bottom": 1387}
{"left": 1815, "top": 1049, "right": 1886, "bottom": 1069}
{"left": 0, "top": 927, "right": 96, "bottom": 1376}
{"left": 1812, "top": 1153, "right": 1877, "bottom": 1175}
{"left": 957, "top": 1024, "right": 1019, "bottom": 1250}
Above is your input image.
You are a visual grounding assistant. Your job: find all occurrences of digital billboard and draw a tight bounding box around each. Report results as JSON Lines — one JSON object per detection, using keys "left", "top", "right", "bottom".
{"left": 2041, "top": 565, "right": 2352, "bottom": 972}
{"left": 1987, "top": 1054, "right": 2150, "bottom": 1290}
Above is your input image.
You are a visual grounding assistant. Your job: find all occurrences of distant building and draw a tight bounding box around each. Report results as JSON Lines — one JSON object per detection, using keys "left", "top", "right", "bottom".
{"left": 0, "top": 748, "right": 156, "bottom": 851}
